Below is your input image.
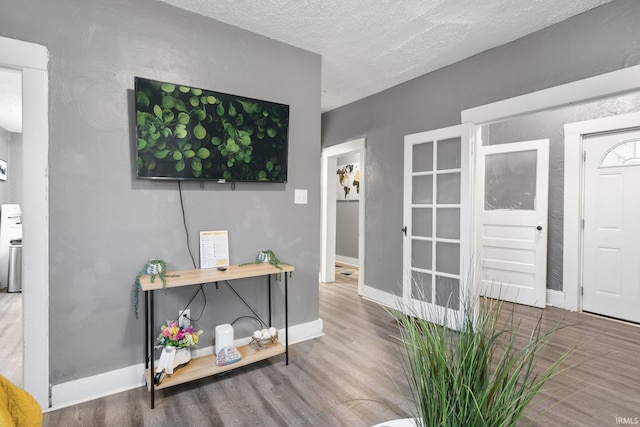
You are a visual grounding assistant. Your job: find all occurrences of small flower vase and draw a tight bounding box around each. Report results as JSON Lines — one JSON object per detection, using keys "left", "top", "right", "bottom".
{"left": 156, "top": 346, "right": 192, "bottom": 375}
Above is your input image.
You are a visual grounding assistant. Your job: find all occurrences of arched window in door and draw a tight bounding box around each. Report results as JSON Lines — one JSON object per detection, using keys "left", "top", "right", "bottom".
{"left": 600, "top": 138, "right": 640, "bottom": 167}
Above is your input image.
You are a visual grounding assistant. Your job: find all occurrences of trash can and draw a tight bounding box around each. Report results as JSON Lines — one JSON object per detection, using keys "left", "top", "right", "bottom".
{"left": 7, "top": 239, "right": 22, "bottom": 293}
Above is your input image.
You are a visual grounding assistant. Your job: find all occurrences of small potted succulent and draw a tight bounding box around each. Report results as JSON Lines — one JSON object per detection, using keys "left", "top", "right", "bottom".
{"left": 132, "top": 259, "right": 175, "bottom": 319}
{"left": 241, "top": 249, "right": 288, "bottom": 270}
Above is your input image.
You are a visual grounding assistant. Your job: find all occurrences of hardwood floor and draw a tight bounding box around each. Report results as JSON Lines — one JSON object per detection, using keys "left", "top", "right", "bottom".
{"left": 0, "top": 288, "right": 23, "bottom": 387}
{"left": 43, "top": 274, "right": 413, "bottom": 426}
{"left": 516, "top": 306, "right": 640, "bottom": 426}
{"left": 42, "top": 274, "right": 640, "bottom": 426}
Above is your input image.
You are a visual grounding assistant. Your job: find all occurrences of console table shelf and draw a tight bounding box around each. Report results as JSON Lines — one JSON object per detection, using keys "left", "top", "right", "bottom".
{"left": 140, "top": 262, "right": 294, "bottom": 408}
{"left": 138, "top": 263, "right": 295, "bottom": 290}
{"left": 144, "top": 342, "right": 285, "bottom": 391}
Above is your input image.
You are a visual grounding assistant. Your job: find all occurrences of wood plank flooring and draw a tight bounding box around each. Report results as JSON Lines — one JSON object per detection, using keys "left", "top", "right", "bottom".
{"left": 43, "top": 274, "right": 413, "bottom": 426}
{"left": 42, "top": 274, "right": 640, "bottom": 426}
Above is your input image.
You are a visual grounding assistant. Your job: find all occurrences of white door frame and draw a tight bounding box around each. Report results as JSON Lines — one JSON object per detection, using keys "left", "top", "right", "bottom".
{"left": 0, "top": 36, "right": 50, "bottom": 407}
{"left": 564, "top": 112, "right": 640, "bottom": 312}
{"left": 321, "top": 138, "right": 365, "bottom": 294}
{"left": 462, "top": 64, "right": 640, "bottom": 311}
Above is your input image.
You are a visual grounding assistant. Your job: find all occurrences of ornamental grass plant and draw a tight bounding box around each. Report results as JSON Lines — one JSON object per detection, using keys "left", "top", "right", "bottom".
{"left": 394, "top": 295, "right": 573, "bottom": 427}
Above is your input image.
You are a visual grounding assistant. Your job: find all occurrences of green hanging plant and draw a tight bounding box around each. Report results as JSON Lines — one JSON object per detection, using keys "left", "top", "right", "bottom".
{"left": 239, "top": 249, "right": 292, "bottom": 281}
{"left": 132, "top": 259, "right": 178, "bottom": 319}
{"left": 239, "top": 249, "right": 288, "bottom": 270}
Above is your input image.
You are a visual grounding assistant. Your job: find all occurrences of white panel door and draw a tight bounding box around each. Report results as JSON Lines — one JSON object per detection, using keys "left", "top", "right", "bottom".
{"left": 479, "top": 140, "right": 549, "bottom": 308}
{"left": 403, "top": 124, "right": 470, "bottom": 330}
{"left": 583, "top": 129, "right": 640, "bottom": 323}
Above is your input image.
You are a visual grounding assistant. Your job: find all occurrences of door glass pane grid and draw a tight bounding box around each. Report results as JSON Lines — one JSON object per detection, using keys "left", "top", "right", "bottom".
{"left": 435, "top": 172, "right": 461, "bottom": 205}
{"left": 412, "top": 175, "right": 433, "bottom": 204}
{"left": 411, "top": 239, "right": 433, "bottom": 271}
{"left": 435, "top": 275, "right": 460, "bottom": 310}
{"left": 411, "top": 271, "right": 433, "bottom": 303}
{"left": 435, "top": 208, "right": 460, "bottom": 239}
{"left": 409, "top": 138, "right": 462, "bottom": 310}
{"left": 433, "top": 139, "right": 461, "bottom": 309}
{"left": 412, "top": 207, "right": 433, "bottom": 237}
{"left": 437, "top": 137, "right": 462, "bottom": 170}
{"left": 411, "top": 141, "right": 437, "bottom": 304}
{"left": 412, "top": 141, "right": 433, "bottom": 173}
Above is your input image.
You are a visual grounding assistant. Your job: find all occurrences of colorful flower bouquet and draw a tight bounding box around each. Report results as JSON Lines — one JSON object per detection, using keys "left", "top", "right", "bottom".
{"left": 157, "top": 320, "right": 203, "bottom": 348}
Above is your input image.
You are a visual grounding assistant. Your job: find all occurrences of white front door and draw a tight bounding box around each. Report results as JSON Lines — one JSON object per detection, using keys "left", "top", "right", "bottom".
{"left": 583, "top": 129, "right": 640, "bottom": 323}
{"left": 479, "top": 139, "right": 549, "bottom": 308}
{"left": 403, "top": 124, "right": 470, "bottom": 330}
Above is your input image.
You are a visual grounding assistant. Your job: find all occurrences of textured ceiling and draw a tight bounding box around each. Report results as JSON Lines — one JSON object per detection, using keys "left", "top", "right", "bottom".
{"left": 158, "top": 0, "right": 616, "bottom": 112}
{"left": 0, "top": 0, "right": 617, "bottom": 133}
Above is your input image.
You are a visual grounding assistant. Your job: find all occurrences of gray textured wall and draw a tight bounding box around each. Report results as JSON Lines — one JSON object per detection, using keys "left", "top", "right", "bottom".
{"left": 336, "top": 201, "right": 358, "bottom": 260}
{"left": 322, "top": 0, "right": 640, "bottom": 296}
{"left": 1, "top": 0, "right": 320, "bottom": 384}
{"left": 336, "top": 153, "right": 359, "bottom": 260}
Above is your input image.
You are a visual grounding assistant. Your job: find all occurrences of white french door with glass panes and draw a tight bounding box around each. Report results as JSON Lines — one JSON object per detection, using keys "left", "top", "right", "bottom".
{"left": 478, "top": 140, "right": 549, "bottom": 308}
{"left": 403, "top": 124, "right": 471, "bottom": 331}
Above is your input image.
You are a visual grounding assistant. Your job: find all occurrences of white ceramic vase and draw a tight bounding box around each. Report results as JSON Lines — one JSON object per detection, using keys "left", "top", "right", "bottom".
{"left": 156, "top": 346, "right": 191, "bottom": 375}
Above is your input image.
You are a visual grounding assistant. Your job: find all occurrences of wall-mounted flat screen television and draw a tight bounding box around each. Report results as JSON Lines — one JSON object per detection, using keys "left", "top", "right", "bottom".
{"left": 134, "top": 77, "right": 289, "bottom": 182}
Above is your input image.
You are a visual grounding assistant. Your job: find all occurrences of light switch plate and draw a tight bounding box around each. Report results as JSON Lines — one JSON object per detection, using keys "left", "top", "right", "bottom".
{"left": 294, "top": 189, "right": 308, "bottom": 204}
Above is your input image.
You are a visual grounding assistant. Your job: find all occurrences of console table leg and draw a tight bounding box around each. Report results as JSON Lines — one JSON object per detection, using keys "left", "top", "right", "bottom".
{"left": 285, "top": 273, "right": 289, "bottom": 365}
{"left": 268, "top": 274, "right": 272, "bottom": 326}
{"left": 144, "top": 291, "right": 149, "bottom": 366}
{"left": 149, "top": 290, "right": 155, "bottom": 409}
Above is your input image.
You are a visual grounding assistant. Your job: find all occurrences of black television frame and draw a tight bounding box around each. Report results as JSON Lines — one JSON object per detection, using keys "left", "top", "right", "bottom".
{"left": 134, "top": 77, "right": 289, "bottom": 183}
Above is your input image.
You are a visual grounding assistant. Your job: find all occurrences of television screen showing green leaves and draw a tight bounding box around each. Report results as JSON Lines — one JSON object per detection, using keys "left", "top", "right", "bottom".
{"left": 134, "top": 77, "right": 289, "bottom": 182}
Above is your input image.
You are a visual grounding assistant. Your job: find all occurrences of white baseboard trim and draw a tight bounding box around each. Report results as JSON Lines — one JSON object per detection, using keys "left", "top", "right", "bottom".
{"left": 360, "top": 285, "right": 401, "bottom": 310}
{"left": 546, "top": 289, "right": 566, "bottom": 309}
{"left": 49, "top": 363, "right": 146, "bottom": 410}
{"left": 49, "top": 318, "right": 324, "bottom": 410}
{"left": 286, "top": 318, "right": 324, "bottom": 344}
{"left": 360, "top": 286, "right": 569, "bottom": 314}
{"left": 335, "top": 256, "right": 358, "bottom": 267}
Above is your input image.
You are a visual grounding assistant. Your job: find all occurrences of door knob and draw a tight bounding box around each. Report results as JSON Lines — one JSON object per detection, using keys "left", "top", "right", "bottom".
{"left": 536, "top": 226, "right": 542, "bottom": 231}
{"left": 402, "top": 226, "right": 407, "bottom": 236}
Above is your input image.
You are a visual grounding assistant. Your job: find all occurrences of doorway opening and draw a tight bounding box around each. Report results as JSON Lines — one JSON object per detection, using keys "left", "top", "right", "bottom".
{"left": 0, "top": 65, "right": 24, "bottom": 387}
{"left": 321, "top": 138, "right": 365, "bottom": 295}
{"left": 0, "top": 35, "right": 50, "bottom": 408}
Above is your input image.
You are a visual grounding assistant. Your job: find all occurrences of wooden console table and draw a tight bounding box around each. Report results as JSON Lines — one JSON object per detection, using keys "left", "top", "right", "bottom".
{"left": 138, "top": 263, "right": 294, "bottom": 409}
